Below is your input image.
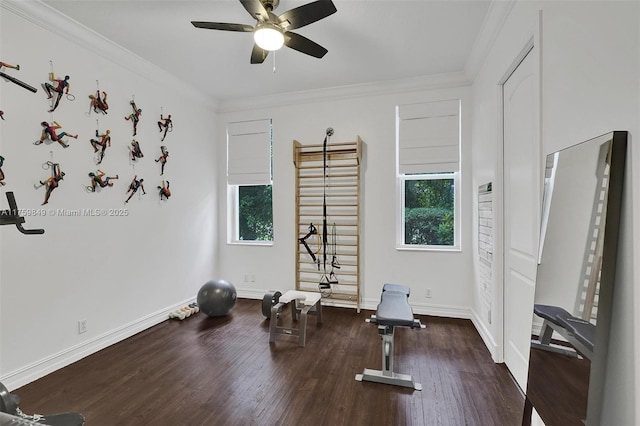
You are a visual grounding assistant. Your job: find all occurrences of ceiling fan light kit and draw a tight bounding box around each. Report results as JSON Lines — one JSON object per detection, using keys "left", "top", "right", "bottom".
{"left": 191, "top": 0, "right": 337, "bottom": 64}
{"left": 254, "top": 23, "right": 284, "bottom": 51}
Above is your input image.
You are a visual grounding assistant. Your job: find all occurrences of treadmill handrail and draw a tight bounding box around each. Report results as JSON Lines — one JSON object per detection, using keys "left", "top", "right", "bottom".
{"left": 0, "top": 192, "right": 45, "bottom": 235}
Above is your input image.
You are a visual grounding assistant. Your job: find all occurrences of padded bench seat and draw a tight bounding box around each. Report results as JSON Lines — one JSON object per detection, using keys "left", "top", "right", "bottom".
{"left": 532, "top": 304, "right": 595, "bottom": 359}
{"left": 556, "top": 315, "right": 595, "bottom": 355}
{"left": 377, "top": 285, "right": 414, "bottom": 328}
{"left": 533, "top": 304, "right": 574, "bottom": 326}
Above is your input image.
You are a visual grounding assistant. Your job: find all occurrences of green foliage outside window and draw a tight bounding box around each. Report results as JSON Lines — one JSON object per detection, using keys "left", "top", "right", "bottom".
{"left": 404, "top": 178, "right": 455, "bottom": 246}
{"left": 238, "top": 185, "right": 273, "bottom": 241}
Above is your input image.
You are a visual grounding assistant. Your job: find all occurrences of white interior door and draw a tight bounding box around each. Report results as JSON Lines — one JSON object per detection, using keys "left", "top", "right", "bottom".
{"left": 502, "top": 46, "right": 540, "bottom": 390}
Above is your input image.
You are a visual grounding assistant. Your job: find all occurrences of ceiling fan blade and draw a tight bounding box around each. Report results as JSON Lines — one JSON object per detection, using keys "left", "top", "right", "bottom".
{"left": 240, "top": 0, "right": 270, "bottom": 21}
{"left": 284, "top": 31, "right": 328, "bottom": 58}
{"left": 251, "top": 44, "right": 270, "bottom": 64}
{"left": 191, "top": 21, "right": 254, "bottom": 32}
{"left": 278, "top": 0, "right": 337, "bottom": 30}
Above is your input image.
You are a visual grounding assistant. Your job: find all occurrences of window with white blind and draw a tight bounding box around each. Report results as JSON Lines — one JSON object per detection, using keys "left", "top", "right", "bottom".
{"left": 396, "top": 100, "right": 461, "bottom": 249}
{"left": 227, "top": 119, "right": 273, "bottom": 243}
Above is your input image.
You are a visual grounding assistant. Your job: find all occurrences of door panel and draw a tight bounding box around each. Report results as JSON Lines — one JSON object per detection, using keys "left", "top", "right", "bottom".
{"left": 503, "top": 47, "right": 540, "bottom": 390}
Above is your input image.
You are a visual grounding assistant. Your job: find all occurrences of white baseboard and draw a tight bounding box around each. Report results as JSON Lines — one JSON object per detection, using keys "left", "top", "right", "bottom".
{"left": 409, "top": 301, "right": 471, "bottom": 319}
{"left": 360, "top": 297, "right": 471, "bottom": 319}
{"left": 0, "top": 298, "right": 195, "bottom": 391}
{"left": 238, "top": 289, "right": 472, "bottom": 319}
{"left": 237, "top": 288, "right": 271, "bottom": 300}
{"left": 470, "top": 309, "right": 500, "bottom": 362}
{"left": 237, "top": 288, "right": 365, "bottom": 311}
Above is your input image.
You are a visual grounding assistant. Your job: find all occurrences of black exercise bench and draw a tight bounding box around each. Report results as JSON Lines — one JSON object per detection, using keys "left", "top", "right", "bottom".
{"left": 531, "top": 304, "right": 595, "bottom": 360}
{"left": 355, "top": 283, "right": 425, "bottom": 390}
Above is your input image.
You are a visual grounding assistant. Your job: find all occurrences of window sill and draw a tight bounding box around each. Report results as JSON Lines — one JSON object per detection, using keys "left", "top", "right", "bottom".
{"left": 228, "top": 240, "right": 273, "bottom": 247}
{"left": 396, "top": 245, "right": 461, "bottom": 253}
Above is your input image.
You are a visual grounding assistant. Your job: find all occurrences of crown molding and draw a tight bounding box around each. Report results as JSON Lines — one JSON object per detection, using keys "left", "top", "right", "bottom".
{"left": 464, "top": 0, "right": 517, "bottom": 80}
{"left": 218, "top": 71, "right": 472, "bottom": 113}
{"left": 1, "top": 0, "right": 217, "bottom": 110}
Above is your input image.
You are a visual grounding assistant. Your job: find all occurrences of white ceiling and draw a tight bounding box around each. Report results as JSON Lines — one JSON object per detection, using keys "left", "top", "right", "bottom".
{"left": 42, "top": 0, "right": 491, "bottom": 102}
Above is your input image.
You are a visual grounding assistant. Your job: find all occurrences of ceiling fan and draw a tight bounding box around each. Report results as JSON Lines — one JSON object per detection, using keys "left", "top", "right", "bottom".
{"left": 191, "top": 0, "right": 337, "bottom": 64}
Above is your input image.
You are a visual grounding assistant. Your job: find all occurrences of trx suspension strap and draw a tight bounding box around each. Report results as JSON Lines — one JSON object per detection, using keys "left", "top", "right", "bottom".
{"left": 329, "top": 222, "right": 340, "bottom": 283}
{"left": 319, "top": 127, "right": 334, "bottom": 290}
{"left": 299, "top": 223, "right": 318, "bottom": 263}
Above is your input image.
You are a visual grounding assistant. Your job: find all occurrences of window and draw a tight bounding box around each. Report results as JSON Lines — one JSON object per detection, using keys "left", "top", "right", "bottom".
{"left": 401, "top": 174, "right": 457, "bottom": 246}
{"left": 227, "top": 119, "right": 273, "bottom": 243}
{"left": 232, "top": 184, "right": 273, "bottom": 241}
{"left": 397, "top": 100, "right": 460, "bottom": 249}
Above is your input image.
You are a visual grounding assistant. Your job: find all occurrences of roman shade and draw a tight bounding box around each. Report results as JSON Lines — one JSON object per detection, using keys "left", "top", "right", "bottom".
{"left": 227, "top": 119, "right": 272, "bottom": 185}
{"left": 397, "top": 100, "right": 460, "bottom": 174}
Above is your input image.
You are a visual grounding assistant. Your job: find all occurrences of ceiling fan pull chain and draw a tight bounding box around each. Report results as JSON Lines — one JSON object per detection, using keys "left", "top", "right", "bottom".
{"left": 272, "top": 51, "right": 276, "bottom": 74}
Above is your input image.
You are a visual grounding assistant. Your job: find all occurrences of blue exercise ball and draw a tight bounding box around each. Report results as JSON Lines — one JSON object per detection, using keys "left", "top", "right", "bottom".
{"left": 197, "top": 279, "right": 237, "bottom": 317}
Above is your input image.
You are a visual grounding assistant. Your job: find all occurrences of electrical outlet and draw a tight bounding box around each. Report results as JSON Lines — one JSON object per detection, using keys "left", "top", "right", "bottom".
{"left": 250, "top": 274, "right": 255, "bottom": 282}
{"left": 425, "top": 288, "right": 432, "bottom": 298}
{"left": 78, "top": 319, "right": 88, "bottom": 334}
{"left": 243, "top": 274, "right": 249, "bottom": 282}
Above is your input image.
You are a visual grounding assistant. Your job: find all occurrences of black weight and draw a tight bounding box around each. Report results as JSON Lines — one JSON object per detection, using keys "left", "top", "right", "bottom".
{"left": 0, "top": 381, "right": 84, "bottom": 425}
{"left": 262, "top": 291, "right": 282, "bottom": 319}
{"left": 0, "top": 381, "right": 19, "bottom": 415}
{"left": 40, "top": 412, "right": 86, "bottom": 426}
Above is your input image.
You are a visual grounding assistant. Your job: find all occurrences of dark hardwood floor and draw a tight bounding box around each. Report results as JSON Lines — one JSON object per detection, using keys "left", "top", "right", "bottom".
{"left": 525, "top": 345, "right": 590, "bottom": 426}
{"left": 14, "top": 299, "right": 524, "bottom": 425}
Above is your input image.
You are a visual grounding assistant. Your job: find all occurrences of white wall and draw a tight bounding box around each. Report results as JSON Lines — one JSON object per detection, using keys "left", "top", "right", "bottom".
{"left": 469, "top": 1, "right": 639, "bottom": 424}
{"left": 2, "top": 1, "right": 637, "bottom": 423}
{"left": 216, "top": 80, "right": 475, "bottom": 315}
{"left": 0, "top": 2, "right": 217, "bottom": 388}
